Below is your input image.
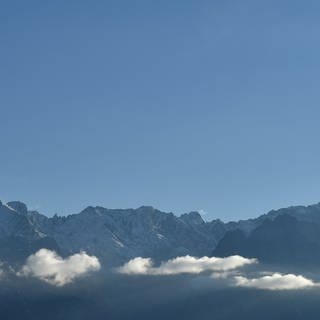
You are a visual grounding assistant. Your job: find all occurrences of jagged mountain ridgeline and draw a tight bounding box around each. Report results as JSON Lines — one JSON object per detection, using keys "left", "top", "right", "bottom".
{"left": 1, "top": 200, "right": 320, "bottom": 267}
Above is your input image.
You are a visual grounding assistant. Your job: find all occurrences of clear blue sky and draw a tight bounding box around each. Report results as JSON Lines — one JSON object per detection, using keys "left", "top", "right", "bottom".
{"left": 1, "top": 0, "right": 320, "bottom": 221}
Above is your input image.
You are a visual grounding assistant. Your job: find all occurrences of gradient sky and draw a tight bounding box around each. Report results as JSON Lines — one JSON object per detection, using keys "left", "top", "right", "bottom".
{"left": 1, "top": 0, "right": 320, "bottom": 221}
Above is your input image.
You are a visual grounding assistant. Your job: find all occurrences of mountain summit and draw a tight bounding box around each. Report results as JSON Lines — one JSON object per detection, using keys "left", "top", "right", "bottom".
{"left": 1, "top": 200, "right": 320, "bottom": 267}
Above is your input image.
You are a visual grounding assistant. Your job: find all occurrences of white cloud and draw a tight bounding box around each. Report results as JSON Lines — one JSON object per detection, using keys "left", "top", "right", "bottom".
{"left": 117, "top": 256, "right": 318, "bottom": 292}
{"left": 19, "top": 249, "right": 101, "bottom": 286}
{"left": 117, "top": 257, "right": 153, "bottom": 275}
{"left": 234, "top": 273, "right": 316, "bottom": 290}
{"left": 117, "top": 255, "right": 257, "bottom": 275}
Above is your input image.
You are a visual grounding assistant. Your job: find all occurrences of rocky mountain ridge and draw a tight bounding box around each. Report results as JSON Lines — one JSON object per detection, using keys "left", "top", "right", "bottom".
{"left": 1, "top": 200, "right": 320, "bottom": 266}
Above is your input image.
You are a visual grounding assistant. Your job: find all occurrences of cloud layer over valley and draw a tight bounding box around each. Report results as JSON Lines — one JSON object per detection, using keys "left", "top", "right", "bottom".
{"left": 117, "top": 255, "right": 318, "bottom": 291}
{"left": 0, "top": 249, "right": 316, "bottom": 291}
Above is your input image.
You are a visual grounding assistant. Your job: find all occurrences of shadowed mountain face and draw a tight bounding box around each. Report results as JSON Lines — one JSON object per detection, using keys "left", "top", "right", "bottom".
{"left": 0, "top": 201, "right": 60, "bottom": 264}
{"left": 213, "top": 214, "right": 320, "bottom": 265}
{"left": 1, "top": 200, "right": 320, "bottom": 267}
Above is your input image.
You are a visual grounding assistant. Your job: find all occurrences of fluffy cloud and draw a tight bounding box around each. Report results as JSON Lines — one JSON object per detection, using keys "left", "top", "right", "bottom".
{"left": 118, "top": 257, "right": 153, "bottom": 275}
{"left": 234, "top": 273, "right": 316, "bottom": 290}
{"left": 117, "top": 255, "right": 257, "bottom": 275}
{"left": 19, "top": 249, "right": 101, "bottom": 286}
{"left": 117, "top": 256, "right": 318, "bottom": 291}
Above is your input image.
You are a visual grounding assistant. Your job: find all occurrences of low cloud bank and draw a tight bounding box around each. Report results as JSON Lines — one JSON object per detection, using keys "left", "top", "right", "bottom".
{"left": 12, "top": 250, "right": 320, "bottom": 291}
{"left": 118, "top": 255, "right": 319, "bottom": 291}
{"left": 117, "top": 255, "right": 257, "bottom": 275}
{"left": 19, "top": 249, "right": 101, "bottom": 286}
{"left": 234, "top": 273, "right": 316, "bottom": 290}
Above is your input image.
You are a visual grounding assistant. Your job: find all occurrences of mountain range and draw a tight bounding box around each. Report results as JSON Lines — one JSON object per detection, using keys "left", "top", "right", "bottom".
{"left": 1, "top": 200, "right": 320, "bottom": 267}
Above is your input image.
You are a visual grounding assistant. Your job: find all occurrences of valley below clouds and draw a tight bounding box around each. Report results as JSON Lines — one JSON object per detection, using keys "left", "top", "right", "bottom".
{"left": 1, "top": 253, "right": 320, "bottom": 320}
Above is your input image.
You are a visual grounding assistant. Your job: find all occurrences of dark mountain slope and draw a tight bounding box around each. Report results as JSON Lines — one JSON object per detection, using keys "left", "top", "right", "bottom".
{"left": 213, "top": 214, "right": 320, "bottom": 265}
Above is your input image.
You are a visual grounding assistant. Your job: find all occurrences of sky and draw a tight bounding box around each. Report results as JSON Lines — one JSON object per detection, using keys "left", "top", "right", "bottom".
{"left": 1, "top": 0, "right": 320, "bottom": 221}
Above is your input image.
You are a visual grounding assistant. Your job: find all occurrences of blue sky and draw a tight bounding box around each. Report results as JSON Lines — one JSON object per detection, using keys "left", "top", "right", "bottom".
{"left": 1, "top": 0, "right": 320, "bottom": 220}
